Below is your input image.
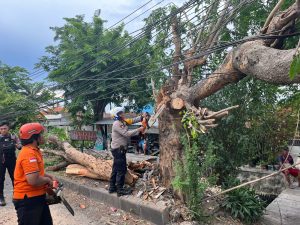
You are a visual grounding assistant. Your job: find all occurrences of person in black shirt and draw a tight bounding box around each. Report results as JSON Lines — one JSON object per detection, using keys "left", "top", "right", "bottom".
{"left": 0, "top": 121, "right": 21, "bottom": 206}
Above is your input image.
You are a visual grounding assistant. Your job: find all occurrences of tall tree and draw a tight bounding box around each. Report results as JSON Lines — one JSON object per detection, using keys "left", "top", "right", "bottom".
{"left": 142, "top": 0, "right": 300, "bottom": 187}
{"left": 0, "top": 62, "right": 52, "bottom": 124}
{"left": 37, "top": 15, "right": 153, "bottom": 121}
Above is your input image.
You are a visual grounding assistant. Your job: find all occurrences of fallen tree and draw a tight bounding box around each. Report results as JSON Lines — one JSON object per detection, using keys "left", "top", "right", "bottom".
{"left": 46, "top": 135, "right": 139, "bottom": 185}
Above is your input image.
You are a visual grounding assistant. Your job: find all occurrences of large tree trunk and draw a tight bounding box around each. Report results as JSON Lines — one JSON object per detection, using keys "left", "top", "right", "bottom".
{"left": 63, "top": 142, "right": 139, "bottom": 185}
{"left": 93, "top": 100, "right": 107, "bottom": 121}
{"left": 159, "top": 106, "right": 183, "bottom": 187}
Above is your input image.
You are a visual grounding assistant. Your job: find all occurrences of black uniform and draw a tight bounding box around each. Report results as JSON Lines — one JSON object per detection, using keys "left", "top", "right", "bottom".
{"left": 0, "top": 134, "right": 18, "bottom": 197}
{"left": 110, "top": 147, "right": 127, "bottom": 191}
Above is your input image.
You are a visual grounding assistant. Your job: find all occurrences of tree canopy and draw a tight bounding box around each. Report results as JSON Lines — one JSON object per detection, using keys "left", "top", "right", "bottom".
{"left": 0, "top": 62, "right": 52, "bottom": 125}
{"left": 37, "top": 15, "right": 154, "bottom": 121}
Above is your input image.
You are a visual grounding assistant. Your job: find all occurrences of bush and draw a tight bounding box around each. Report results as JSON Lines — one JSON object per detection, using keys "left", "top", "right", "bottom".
{"left": 46, "top": 127, "right": 69, "bottom": 141}
{"left": 172, "top": 111, "right": 218, "bottom": 221}
{"left": 221, "top": 187, "right": 266, "bottom": 224}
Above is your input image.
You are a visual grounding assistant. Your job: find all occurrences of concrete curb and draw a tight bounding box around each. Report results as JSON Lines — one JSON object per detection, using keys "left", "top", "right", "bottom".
{"left": 57, "top": 176, "right": 170, "bottom": 225}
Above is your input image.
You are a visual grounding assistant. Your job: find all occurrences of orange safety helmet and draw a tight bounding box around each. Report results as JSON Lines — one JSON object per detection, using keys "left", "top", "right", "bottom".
{"left": 19, "top": 123, "right": 45, "bottom": 140}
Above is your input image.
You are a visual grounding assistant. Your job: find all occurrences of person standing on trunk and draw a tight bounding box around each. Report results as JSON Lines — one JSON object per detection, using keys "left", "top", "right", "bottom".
{"left": 0, "top": 121, "right": 21, "bottom": 206}
{"left": 108, "top": 107, "right": 145, "bottom": 196}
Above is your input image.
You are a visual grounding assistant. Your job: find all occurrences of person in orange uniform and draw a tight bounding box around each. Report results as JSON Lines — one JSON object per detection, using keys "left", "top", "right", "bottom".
{"left": 13, "top": 123, "right": 54, "bottom": 225}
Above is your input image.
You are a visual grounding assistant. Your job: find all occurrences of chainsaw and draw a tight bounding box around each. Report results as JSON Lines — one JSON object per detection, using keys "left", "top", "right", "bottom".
{"left": 147, "top": 104, "right": 166, "bottom": 128}
{"left": 141, "top": 104, "right": 166, "bottom": 133}
{"left": 46, "top": 181, "right": 75, "bottom": 216}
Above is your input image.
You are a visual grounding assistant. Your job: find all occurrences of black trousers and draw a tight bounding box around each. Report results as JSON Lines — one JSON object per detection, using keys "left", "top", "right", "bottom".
{"left": 110, "top": 148, "right": 127, "bottom": 189}
{"left": 13, "top": 195, "right": 53, "bottom": 225}
{"left": 0, "top": 155, "right": 16, "bottom": 196}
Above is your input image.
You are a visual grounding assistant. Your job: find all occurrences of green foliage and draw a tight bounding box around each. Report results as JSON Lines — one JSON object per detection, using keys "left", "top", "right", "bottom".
{"left": 37, "top": 15, "right": 153, "bottom": 122}
{"left": 289, "top": 54, "right": 300, "bottom": 80}
{"left": 199, "top": 77, "right": 299, "bottom": 183}
{"left": 47, "top": 127, "right": 69, "bottom": 141}
{"left": 173, "top": 114, "right": 218, "bottom": 221}
{"left": 0, "top": 62, "right": 53, "bottom": 124}
{"left": 45, "top": 127, "right": 69, "bottom": 149}
{"left": 222, "top": 186, "right": 266, "bottom": 224}
{"left": 181, "top": 110, "right": 206, "bottom": 138}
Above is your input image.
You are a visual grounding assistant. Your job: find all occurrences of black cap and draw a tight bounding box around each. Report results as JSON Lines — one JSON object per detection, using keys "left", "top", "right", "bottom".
{"left": 0, "top": 121, "right": 9, "bottom": 127}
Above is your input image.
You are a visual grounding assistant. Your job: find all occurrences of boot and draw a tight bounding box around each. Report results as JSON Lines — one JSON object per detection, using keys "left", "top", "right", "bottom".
{"left": 117, "top": 187, "right": 132, "bottom": 197}
{"left": 108, "top": 186, "right": 117, "bottom": 194}
{"left": 0, "top": 196, "right": 6, "bottom": 206}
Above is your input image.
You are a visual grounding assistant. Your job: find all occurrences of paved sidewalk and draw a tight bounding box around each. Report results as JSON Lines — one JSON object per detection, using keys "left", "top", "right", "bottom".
{"left": 261, "top": 185, "right": 300, "bottom": 225}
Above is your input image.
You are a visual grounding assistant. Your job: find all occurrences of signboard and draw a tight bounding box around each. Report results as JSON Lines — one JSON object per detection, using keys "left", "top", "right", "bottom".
{"left": 69, "top": 130, "right": 97, "bottom": 141}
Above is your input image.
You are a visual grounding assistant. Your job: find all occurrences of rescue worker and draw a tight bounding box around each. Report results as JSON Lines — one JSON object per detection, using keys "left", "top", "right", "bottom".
{"left": 0, "top": 121, "right": 21, "bottom": 206}
{"left": 109, "top": 107, "right": 145, "bottom": 196}
{"left": 13, "top": 123, "right": 55, "bottom": 225}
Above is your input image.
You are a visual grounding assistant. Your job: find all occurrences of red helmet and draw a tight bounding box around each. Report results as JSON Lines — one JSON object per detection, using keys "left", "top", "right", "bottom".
{"left": 19, "top": 123, "right": 45, "bottom": 140}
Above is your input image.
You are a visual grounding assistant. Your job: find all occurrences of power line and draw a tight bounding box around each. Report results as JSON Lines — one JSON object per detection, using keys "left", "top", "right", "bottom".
{"left": 43, "top": 0, "right": 198, "bottom": 84}
{"left": 3, "top": 29, "right": 299, "bottom": 120}
{"left": 48, "top": 0, "right": 216, "bottom": 95}
{"left": 26, "top": 0, "right": 162, "bottom": 79}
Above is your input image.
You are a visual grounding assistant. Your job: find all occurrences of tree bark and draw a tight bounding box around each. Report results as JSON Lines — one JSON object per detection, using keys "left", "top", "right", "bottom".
{"left": 66, "top": 164, "right": 103, "bottom": 179}
{"left": 62, "top": 141, "right": 138, "bottom": 185}
{"left": 47, "top": 136, "right": 139, "bottom": 185}
{"left": 191, "top": 41, "right": 300, "bottom": 104}
{"left": 46, "top": 161, "right": 70, "bottom": 171}
{"left": 159, "top": 105, "right": 183, "bottom": 187}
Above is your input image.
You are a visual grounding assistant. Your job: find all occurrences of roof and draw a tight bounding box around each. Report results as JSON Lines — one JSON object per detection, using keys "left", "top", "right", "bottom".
{"left": 94, "top": 119, "right": 159, "bottom": 134}
{"left": 95, "top": 119, "right": 114, "bottom": 125}
{"left": 44, "top": 114, "right": 62, "bottom": 120}
{"left": 94, "top": 119, "right": 158, "bottom": 128}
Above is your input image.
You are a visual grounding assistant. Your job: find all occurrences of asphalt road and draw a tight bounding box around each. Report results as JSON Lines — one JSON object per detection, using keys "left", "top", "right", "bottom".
{"left": 0, "top": 174, "right": 152, "bottom": 225}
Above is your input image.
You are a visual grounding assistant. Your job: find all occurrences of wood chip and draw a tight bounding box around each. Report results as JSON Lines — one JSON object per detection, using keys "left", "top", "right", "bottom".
{"left": 154, "top": 189, "right": 166, "bottom": 199}
{"left": 79, "top": 204, "right": 86, "bottom": 209}
{"left": 110, "top": 207, "right": 117, "bottom": 212}
{"left": 136, "top": 190, "right": 144, "bottom": 198}
{"left": 143, "top": 193, "right": 149, "bottom": 200}
{"left": 151, "top": 177, "right": 157, "bottom": 188}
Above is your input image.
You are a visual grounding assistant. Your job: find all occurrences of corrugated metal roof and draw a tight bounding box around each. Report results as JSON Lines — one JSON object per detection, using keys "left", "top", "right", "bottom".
{"left": 44, "top": 114, "right": 62, "bottom": 120}
{"left": 94, "top": 119, "right": 159, "bottom": 134}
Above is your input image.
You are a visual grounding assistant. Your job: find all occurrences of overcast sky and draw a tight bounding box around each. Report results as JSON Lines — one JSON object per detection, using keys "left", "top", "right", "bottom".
{"left": 0, "top": 0, "right": 184, "bottom": 79}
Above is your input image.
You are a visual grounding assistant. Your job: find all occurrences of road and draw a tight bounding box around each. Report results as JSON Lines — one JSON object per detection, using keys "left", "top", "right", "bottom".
{"left": 0, "top": 175, "right": 152, "bottom": 225}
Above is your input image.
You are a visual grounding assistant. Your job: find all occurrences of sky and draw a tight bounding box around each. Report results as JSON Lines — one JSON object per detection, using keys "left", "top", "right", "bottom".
{"left": 0, "top": 0, "right": 184, "bottom": 80}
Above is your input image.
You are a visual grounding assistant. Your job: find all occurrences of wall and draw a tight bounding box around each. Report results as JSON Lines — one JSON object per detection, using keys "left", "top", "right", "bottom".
{"left": 237, "top": 167, "right": 287, "bottom": 196}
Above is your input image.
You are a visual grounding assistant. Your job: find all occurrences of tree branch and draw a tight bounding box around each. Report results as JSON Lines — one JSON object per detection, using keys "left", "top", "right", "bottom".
{"left": 263, "top": 1, "right": 300, "bottom": 47}
{"left": 190, "top": 40, "right": 300, "bottom": 104}
{"left": 171, "top": 16, "right": 182, "bottom": 78}
{"left": 262, "top": 0, "right": 286, "bottom": 33}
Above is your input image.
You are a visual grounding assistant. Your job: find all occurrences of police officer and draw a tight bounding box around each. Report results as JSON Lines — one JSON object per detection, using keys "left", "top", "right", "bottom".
{"left": 0, "top": 121, "right": 21, "bottom": 206}
{"left": 109, "top": 107, "right": 145, "bottom": 196}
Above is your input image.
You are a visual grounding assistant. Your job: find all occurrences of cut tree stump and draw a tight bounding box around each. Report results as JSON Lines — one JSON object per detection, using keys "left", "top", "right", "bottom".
{"left": 171, "top": 98, "right": 185, "bottom": 110}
